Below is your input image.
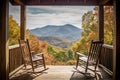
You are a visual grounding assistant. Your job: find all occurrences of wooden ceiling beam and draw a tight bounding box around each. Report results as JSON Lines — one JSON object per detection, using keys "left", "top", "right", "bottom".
{"left": 10, "top": 0, "right": 25, "bottom": 5}
{"left": 10, "top": 0, "right": 113, "bottom": 6}
{"left": 100, "top": 0, "right": 112, "bottom": 5}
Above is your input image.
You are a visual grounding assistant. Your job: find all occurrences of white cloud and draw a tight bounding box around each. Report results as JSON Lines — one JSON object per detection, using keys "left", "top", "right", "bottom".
{"left": 9, "top": 4, "right": 94, "bottom": 29}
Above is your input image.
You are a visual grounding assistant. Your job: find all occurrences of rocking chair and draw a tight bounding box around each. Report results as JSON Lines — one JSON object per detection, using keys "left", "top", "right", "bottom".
{"left": 18, "top": 39, "right": 46, "bottom": 72}
{"left": 76, "top": 40, "right": 103, "bottom": 77}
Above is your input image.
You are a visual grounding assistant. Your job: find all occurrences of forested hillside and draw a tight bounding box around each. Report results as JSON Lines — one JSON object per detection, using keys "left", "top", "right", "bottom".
{"left": 30, "top": 24, "right": 82, "bottom": 42}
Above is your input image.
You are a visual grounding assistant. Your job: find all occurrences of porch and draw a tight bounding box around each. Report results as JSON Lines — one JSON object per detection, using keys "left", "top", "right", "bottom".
{"left": 9, "top": 66, "right": 112, "bottom": 80}
{"left": 9, "top": 44, "right": 112, "bottom": 80}
{"left": 1, "top": 0, "right": 120, "bottom": 80}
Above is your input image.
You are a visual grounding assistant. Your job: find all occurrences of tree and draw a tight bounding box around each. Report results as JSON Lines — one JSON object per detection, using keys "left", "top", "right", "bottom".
{"left": 72, "top": 10, "right": 98, "bottom": 55}
{"left": 104, "top": 6, "right": 114, "bottom": 45}
{"left": 9, "top": 15, "right": 20, "bottom": 45}
{"left": 72, "top": 6, "right": 114, "bottom": 55}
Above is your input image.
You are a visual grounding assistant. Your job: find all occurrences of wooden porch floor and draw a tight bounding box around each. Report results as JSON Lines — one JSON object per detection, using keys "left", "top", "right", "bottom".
{"left": 9, "top": 65, "right": 112, "bottom": 80}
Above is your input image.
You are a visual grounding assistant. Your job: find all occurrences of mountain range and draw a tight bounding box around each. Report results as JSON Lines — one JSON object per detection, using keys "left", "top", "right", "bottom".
{"left": 30, "top": 24, "right": 82, "bottom": 48}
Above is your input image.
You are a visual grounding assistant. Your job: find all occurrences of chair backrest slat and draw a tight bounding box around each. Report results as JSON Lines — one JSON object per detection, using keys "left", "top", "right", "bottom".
{"left": 19, "top": 39, "right": 32, "bottom": 64}
{"left": 88, "top": 40, "right": 103, "bottom": 62}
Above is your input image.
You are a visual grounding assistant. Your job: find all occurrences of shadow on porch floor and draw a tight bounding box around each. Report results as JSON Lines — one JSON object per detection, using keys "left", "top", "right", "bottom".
{"left": 9, "top": 66, "right": 112, "bottom": 80}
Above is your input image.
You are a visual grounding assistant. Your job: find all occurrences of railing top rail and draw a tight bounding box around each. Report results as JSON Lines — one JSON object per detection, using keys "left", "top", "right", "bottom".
{"left": 103, "top": 44, "right": 113, "bottom": 49}
{"left": 9, "top": 44, "right": 19, "bottom": 50}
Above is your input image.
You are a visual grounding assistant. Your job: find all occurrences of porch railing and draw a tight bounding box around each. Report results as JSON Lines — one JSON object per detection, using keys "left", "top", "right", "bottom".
{"left": 9, "top": 44, "right": 113, "bottom": 75}
{"left": 100, "top": 44, "right": 113, "bottom": 75}
{"left": 9, "top": 44, "right": 23, "bottom": 73}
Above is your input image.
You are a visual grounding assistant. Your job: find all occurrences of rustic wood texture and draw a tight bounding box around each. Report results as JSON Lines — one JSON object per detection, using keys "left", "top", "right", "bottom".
{"left": 9, "top": 45, "right": 23, "bottom": 73}
{"left": 18, "top": 39, "right": 46, "bottom": 72}
{"left": 0, "top": 0, "right": 9, "bottom": 80}
{"left": 76, "top": 40, "right": 103, "bottom": 77}
{"left": 100, "top": 44, "right": 113, "bottom": 72}
{"left": 113, "top": 0, "right": 120, "bottom": 80}
{"left": 9, "top": 66, "right": 112, "bottom": 80}
{"left": 10, "top": 0, "right": 113, "bottom": 5}
{"left": 20, "top": 6, "right": 26, "bottom": 40}
{"left": 98, "top": 5, "right": 104, "bottom": 41}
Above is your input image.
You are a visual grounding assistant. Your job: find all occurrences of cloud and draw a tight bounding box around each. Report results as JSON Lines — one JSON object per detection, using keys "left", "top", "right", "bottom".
{"left": 9, "top": 3, "right": 20, "bottom": 25}
{"left": 27, "top": 6, "right": 94, "bottom": 14}
{"left": 9, "top": 4, "right": 94, "bottom": 29}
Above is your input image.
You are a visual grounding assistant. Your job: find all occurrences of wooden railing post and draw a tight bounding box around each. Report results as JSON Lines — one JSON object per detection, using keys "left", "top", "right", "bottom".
{"left": 0, "top": 0, "right": 9, "bottom": 80}
{"left": 20, "top": 5, "right": 26, "bottom": 40}
{"left": 98, "top": 5, "right": 104, "bottom": 41}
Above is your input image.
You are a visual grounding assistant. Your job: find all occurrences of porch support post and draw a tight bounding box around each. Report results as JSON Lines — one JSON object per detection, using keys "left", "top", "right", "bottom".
{"left": 98, "top": 5, "right": 104, "bottom": 41}
{"left": 20, "top": 5, "right": 26, "bottom": 40}
{"left": 113, "top": 0, "right": 120, "bottom": 80}
{"left": 0, "top": 0, "right": 9, "bottom": 80}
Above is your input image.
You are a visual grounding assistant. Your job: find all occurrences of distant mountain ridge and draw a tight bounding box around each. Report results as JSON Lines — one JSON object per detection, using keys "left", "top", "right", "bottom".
{"left": 30, "top": 24, "right": 82, "bottom": 42}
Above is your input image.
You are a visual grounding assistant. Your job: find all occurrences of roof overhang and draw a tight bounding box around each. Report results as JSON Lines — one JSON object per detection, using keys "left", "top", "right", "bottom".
{"left": 10, "top": 0, "right": 113, "bottom": 6}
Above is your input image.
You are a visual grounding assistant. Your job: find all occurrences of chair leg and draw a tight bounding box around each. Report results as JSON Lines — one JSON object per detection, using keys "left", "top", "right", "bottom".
{"left": 31, "top": 63, "right": 34, "bottom": 72}
{"left": 32, "top": 67, "right": 34, "bottom": 72}
{"left": 76, "top": 56, "right": 79, "bottom": 69}
{"left": 43, "top": 59, "right": 46, "bottom": 69}
{"left": 24, "top": 64, "right": 27, "bottom": 69}
{"left": 85, "top": 62, "right": 89, "bottom": 73}
{"left": 94, "top": 65, "right": 98, "bottom": 77}
{"left": 85, "top": 67, "right": 88, "bottom": 73}
{"left": 42, "top": 55, "right": 46, "bottom": 69}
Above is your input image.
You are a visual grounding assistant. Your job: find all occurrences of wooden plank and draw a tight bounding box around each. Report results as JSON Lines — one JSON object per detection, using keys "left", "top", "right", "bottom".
{"left": 0, "top": 0, "right": 9, "bottom": 80}
{"left": 11, "top": 0, "right": 100, "bottom": 5}
{"left": 100, "top": 44, "right": 113, "bottom": 71}
{"left": 20, "top": 6, "right": 26, "bottom": 40}
{"left": 10, "top": 0, "right": 24, "bottom": 5}
{"left": 113, "top": 0, "right": 120, "bottom": 80}
{"left": 10, "top": 0, "right": 113, "bottom": 5}
{"left": 14, "top": 0, "right": 24, "bottom": 5}
{"left": 101, "top": 0, "right": 110, "bottom": 4}
{"left": 99, "top": 64, "right": 113, "bottom": 76}
{"left": 9, "top": 45, "right": 23, "bottom": 73}
{"left": 9, "top": 65, "right": 24, "bottom": 77}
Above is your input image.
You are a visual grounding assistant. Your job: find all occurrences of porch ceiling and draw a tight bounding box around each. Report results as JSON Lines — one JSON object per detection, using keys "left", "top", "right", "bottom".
{"left": 10, "top": 0, "right": 113, "bottom": 6}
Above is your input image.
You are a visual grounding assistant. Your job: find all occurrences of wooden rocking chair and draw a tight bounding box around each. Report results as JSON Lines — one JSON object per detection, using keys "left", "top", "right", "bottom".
{"left": 76, "top": 40, "right": 103, "bottom": 77}
{"left": 18, "top": 39, "right": 46, "bottom": 72}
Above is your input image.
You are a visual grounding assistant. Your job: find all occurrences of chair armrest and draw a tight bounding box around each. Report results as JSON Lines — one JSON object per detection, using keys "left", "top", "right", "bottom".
{"left": 31, "top": 51, "right": 44, "bottom": 56}
{"left": 76, "top": 52, "right": 86, "bottom": 57}
{"left": 31, "top": 51, "right": 35, "bottom": 54}
{"left": 36, "top": 52, "right": 44, "bottom": 56}
{"left": 31, "top": 51, "right": 36, "bottom": 56}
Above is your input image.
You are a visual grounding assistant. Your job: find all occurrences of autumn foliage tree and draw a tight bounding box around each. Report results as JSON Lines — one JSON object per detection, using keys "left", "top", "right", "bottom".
{"left": 9, "top": 15, "right": 20, "bottom": 45}
{"left": 72, "top": 6, "right": 114, "bottom": 55}
{"left": 104, "top": 6, "right": 114, "bottom": 45}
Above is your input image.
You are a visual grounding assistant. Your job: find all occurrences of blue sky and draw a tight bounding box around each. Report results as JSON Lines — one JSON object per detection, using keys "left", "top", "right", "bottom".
{"left": 9, "top": 3, "right": 94, "bottom": 29}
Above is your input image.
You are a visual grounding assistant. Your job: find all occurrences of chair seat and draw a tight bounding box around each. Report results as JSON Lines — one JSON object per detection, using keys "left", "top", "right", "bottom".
{"left": 32, "top": 55, "right": 43, "bottom": 61}
{"left": 79, "top": 56, "right": 96, "bottom": 64}
{"left": 79, "top": 56, "right": 87, "bottom": 62}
